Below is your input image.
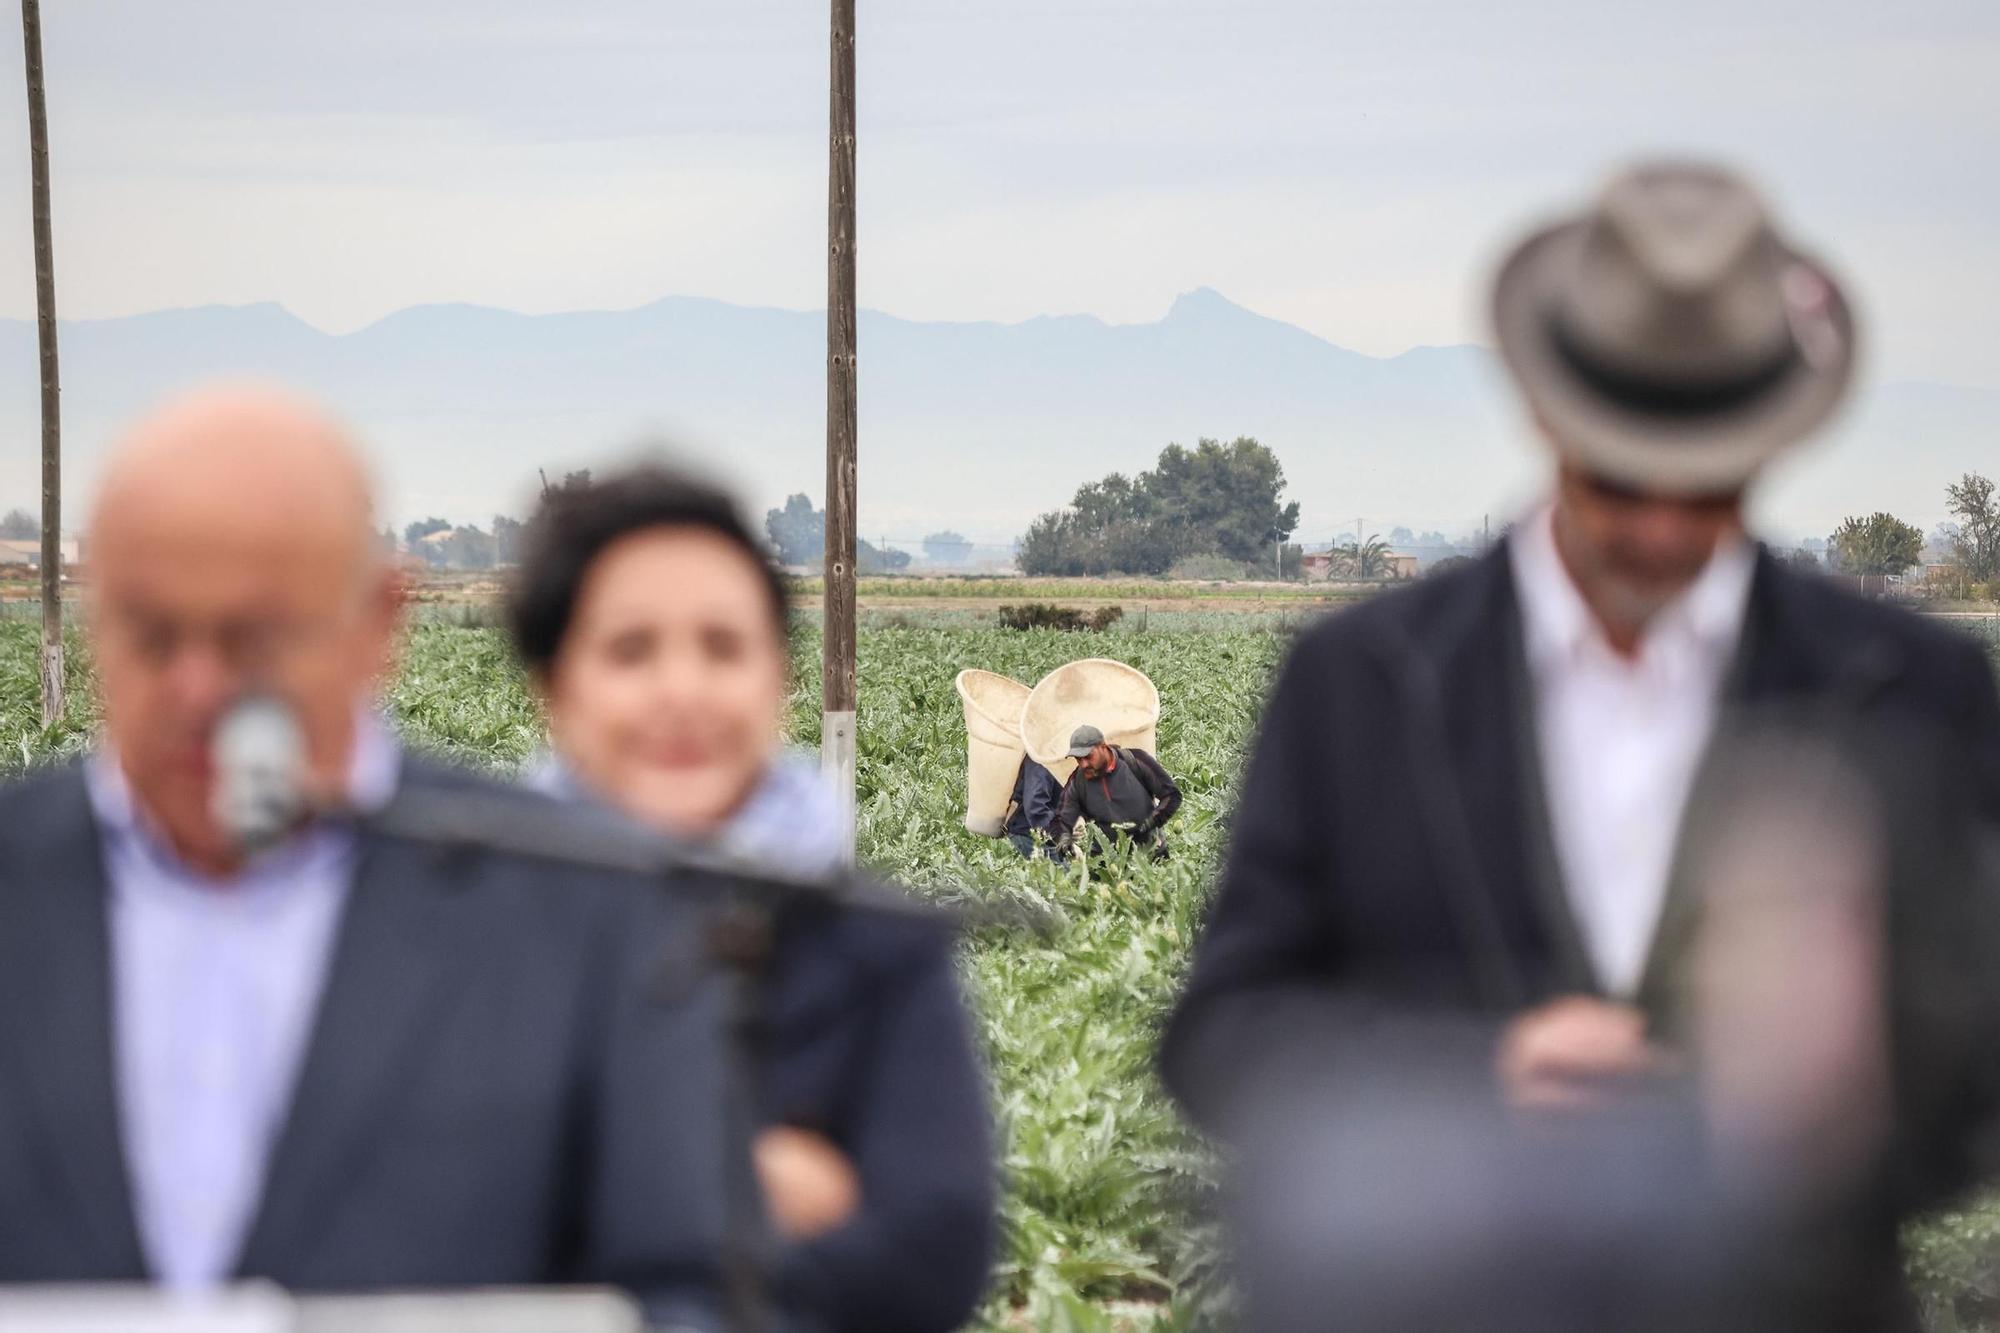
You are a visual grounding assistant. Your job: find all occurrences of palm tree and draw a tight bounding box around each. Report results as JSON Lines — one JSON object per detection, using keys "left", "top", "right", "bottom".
{"left": 20, "top": 0, "right": 63, "bottom": 726}
{"left": 1333, "top": 534, "right": 1395, "bottom": 581}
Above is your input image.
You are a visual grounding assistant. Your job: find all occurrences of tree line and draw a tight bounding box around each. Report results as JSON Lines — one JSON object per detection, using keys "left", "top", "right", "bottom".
{"left": 1812, "top": 471, "right": 2000, "bottom": 594}
{"left": 335, "top": 471, "right": 943, "bottom": 577}
{"left": 1015, "top": 437, "right": 1302, "bottom": 577}
{"left": 1004, "top": 440, "right": 2000, "bottom": 596}
{"left": 14, "top": 461, "right": 1995, "bottom": 592}
{"left": 390, "top": 468, "right": 595, "bottom": 571}
{"left": 764, "top": 495, "right": 913, "bottom": 573}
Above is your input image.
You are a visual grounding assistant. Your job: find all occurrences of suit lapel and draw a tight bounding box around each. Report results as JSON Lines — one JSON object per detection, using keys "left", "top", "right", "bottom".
{"left": 1730, "top": 553, "right": 1906, "bottom": 708}
{"left": 1630, "top": 636, "right": 1761, "bottom": 1030}
{"left": 1400, "top": 550, "right": 1913, "bottom": 1021}
{"left": 1503, "top": 625, "right": 1603, "bottom": 997}
{"left": 0, "top": 767, "right": 149, "bottom": 1277}
{"left": 1393, "top": 548, "right": 1580, "bottom": 1007}
{"left": 1632, "top": 552, "right": 1910, "bottom": 1027}
{"left": 234, "top": 823, "right": 477, "bottom": 1278}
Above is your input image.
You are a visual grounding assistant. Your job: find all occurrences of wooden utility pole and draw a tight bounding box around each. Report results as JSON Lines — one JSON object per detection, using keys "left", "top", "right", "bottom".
{"left": 21, "top": 0, "right": 63, "bottom": 727}
{"left": 821, "top": 0, "right": 858, "bottom": 854}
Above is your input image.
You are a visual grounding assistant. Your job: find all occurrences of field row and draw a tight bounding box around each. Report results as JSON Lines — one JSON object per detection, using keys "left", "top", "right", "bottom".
{"left": 783, "top": 576, "right": 1371, "bottom": 604}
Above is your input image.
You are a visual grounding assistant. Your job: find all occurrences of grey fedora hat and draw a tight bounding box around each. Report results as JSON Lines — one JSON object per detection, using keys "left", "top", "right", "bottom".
{"left": 1492, "top": 161, "right": 1857, "bottom": 495}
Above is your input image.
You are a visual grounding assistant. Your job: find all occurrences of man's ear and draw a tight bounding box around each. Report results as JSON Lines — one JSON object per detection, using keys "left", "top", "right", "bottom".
{"left": 360, "top": 562, "right": 408, "bottom": 686}
{"left": 377, "top": 560, "right": 408, "bottom": 618}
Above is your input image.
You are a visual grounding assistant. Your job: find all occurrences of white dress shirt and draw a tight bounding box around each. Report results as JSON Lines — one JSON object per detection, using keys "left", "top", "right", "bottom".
{"left": 88, "top": 714, "right": 400, "bottom": 1289}
{"left": 1509, "top": 505, "right": 1756, "bottom": 997}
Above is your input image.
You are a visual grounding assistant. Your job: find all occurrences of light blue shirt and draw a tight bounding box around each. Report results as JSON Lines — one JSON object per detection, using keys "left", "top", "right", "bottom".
{"left": 86, "top": 715, "right": 401, "bottom": 1289}
{"left": 526, "top": 750, "right": 849, "bottom": 878}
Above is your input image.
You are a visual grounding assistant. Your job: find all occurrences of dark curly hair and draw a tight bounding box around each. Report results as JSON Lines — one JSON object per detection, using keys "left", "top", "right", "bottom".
{"left": 506, "top": 464, "right": 790, "bottom": 678}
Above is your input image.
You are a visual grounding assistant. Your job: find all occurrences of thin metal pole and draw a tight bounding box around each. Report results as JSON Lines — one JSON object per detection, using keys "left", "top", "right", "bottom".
{"left": 821, "top": 0, "right": 858, "bottom": 857}
{"left": 21, "top": 0, "right": 63, "bottom": 727}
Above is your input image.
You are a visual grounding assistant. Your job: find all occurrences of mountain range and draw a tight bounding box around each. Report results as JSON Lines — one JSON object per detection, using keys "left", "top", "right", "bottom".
{"left": 3, "top": 287, "right": 1994, "bottom": 551}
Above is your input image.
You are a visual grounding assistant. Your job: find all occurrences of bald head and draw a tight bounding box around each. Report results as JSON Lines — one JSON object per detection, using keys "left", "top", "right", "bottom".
{"left": 93, "top": 383, "right": 377, "bottom": 581}
{"left": 89, "top": 383, "right": 402, "bottom": 875}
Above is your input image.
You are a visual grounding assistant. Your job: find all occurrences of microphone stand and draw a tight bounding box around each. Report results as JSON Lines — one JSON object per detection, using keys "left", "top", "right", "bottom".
{"left": 357, "top": 783, "right": 951, "bottom": 1333}
{"left": 705, "top": 896, "right": 780, "bottom": 1333}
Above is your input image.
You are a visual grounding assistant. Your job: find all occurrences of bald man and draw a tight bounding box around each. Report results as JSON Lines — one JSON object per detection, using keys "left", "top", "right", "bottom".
{"left": 87, "top": 386, "right": 396, "bottom": 873}
{"left": 0, "top": 386, "right": 731, "bottom": 1325}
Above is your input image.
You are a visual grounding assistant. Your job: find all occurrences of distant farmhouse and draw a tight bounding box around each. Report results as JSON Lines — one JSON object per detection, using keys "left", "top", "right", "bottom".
{"left": 0, "top": 537, "right": 81, "bottom": 570}
{"left": 1298, "top": 542, "right": 1447, "bottom": 583}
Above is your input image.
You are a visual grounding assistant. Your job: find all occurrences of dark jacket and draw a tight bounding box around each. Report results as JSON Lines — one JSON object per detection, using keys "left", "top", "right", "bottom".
{"left": 528, "top": 768, "right": 996, "bottom": 1333}
{"left": 1162, "top": 545, "right": 2000, "bottom": 1327}
{"left": 759, "top": 902, "right": 995, "bottom": 1333}
{"left": 0, "top": 758, "right": 731, "bottom": 1326}
{"left": 1054, "top": 747, "right": 1182, "bottom": 837}
{"left": 1004, "top": 759, "right": 1063, "bottom": 840}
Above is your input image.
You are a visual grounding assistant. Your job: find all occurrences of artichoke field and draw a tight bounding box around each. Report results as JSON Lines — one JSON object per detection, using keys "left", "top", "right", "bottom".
{"left": 7, "top": 610, "right": 2000, "bottom": 1331}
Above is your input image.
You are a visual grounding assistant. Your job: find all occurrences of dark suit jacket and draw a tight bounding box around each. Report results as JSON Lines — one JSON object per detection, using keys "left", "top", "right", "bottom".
{"left": 518, "top": 765, "right": 996, "bottom": 1333}
{"left": 0, "top": 757, "right": 732, "bottom": 1325}
{"left": 762, "top": 906, "right": 995, "bottom": 1333}
{"left": 1161, "top": 545, "right": 2000, "bottom": 1323}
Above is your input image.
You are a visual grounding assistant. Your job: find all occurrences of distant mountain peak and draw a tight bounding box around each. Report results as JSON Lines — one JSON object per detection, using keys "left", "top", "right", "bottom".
{"left": 1163, "top": 286, "right": 1252, "bottom": 322}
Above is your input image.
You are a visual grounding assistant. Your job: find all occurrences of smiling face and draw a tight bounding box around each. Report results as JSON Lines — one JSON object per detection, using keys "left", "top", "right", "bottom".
{"left": 540, "top": 525, "right": 790, "bottom": 838}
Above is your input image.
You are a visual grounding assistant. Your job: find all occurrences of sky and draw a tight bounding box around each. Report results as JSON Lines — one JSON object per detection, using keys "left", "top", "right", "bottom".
{"left": 2, "top": 0, "right": 1997, "bottom": 393}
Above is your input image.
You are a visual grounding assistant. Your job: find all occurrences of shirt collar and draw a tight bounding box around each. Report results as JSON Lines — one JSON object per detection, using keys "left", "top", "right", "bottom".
{"left": 1509, "top": 501, "right": 1756, "bottom": 676}
{"left": 88, "top": 705, "right": 403, "bottom": 855}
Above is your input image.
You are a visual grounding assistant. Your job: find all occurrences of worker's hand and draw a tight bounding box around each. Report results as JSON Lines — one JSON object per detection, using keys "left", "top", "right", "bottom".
{"left": 754, "top": 1126, "right": 861, "bottom": 1241}
{"left": 1496, "top": 996, "right": 1678, "bottom": 1112}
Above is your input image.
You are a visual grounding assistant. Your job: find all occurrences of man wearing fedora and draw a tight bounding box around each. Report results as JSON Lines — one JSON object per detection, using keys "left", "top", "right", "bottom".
{"left": 1163, "top": 162, "right": 2000, "bottom": 1328}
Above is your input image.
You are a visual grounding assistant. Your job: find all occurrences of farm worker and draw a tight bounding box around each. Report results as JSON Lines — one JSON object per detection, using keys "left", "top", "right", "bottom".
{"left": 1162, "top": 163, "right": 2000, "bottom": 1330}
{"left": 0, "top": 384, "right": 736, "bottom": 1323}
{"left": 1003, "top": 756, "right": 1063, "bottom": 857}
{"left": 510, "top": 462, "right": 996, "bottom": 1333}
{"left": 1050, "top": 723, "right": 1182, "bottom": 861}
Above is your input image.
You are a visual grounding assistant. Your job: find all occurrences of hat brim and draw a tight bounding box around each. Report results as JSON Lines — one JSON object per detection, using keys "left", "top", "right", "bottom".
{"left": 1066, "top": 746, "right": 1095, "bottom": 759}
{"left": 1491, "top": 219, "right": 1858, "bottom": 495}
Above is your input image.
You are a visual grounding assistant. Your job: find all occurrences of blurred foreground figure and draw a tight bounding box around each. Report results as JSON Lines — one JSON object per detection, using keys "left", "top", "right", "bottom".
{"left": 512, "top": 465, "right": 995, "bottom": 1333}
{"left": 0, "top": 387, "right": 731, "bottom": 1325}
{"left": 1163, "top": 163, "right": 2000, "bottom": 1330}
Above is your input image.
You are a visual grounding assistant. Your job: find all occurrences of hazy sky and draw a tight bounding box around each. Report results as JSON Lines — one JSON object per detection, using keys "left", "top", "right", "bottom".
{"left": 3, "top": 0, "right": 1997, "bottom": 387}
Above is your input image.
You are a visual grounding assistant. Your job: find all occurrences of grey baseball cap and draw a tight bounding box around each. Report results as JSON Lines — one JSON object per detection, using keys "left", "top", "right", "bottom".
{"left": 1066, "top": 724, "right": 1106, "bottom": 758}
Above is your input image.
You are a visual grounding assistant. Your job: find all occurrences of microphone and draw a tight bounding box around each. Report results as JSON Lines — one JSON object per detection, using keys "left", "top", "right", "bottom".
{"left": 210, "top": 693, "right": 311, "bottom": 855}
{"left": 203, "top": 695, "right": 990, "bottom": 933}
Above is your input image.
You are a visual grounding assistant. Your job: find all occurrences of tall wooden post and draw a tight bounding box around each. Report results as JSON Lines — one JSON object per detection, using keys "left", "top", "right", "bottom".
{"left": 821, "top": 0, "right": 858, "bottom": 855}
{"left": 21, "top": 0, "right": 63, "bottom": 727}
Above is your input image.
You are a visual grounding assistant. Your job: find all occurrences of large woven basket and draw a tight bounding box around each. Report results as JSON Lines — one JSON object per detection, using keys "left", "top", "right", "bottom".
{"left": 1021, "top": 658, "right": 1161, "bottom": 785}
{"left": 954, "top": 669, "right": 1033, "bottom": 837}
